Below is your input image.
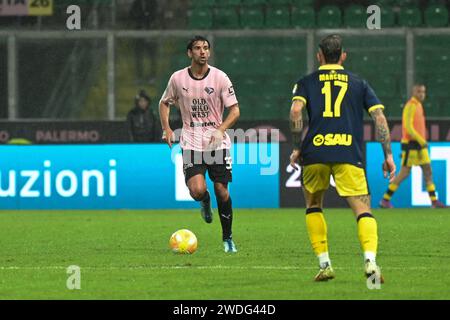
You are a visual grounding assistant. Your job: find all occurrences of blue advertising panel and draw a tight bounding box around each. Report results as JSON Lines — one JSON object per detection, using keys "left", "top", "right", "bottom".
{"left": 366, "top": 142, "right": 449, "bottom": 208}
{"left": 0, "top": 143, "right": 279, "bottom": 209}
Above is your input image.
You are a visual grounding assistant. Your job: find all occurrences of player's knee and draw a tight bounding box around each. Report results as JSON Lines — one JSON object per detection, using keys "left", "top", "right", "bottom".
{"left": 189, "top": 186, "right": 207, "bottom": 201}
{"left": 214, "top": 184, "right": 229, "bottom": 202}
{"left": 306, "top": 197, "right": 322, "bottom": 208}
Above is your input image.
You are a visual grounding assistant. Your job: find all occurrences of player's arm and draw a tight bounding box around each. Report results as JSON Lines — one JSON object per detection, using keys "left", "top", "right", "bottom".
{"left": 289, "top": 99, "right": 305, "bottom": 170}
{"left": 219, "top": 104, "right": 240, "bottom": 132}
{"left": 369, "top": 107, "right": 396, "bottom": 181}
{"left": 159, "top": 77, "right": 177, "bottom": 148}
{"left": 159, "top": 99, "right": 174, "bottom": 148}
{"left": 404, "top": 103, "right": 427, "bottom": 147}
{"left": 209, "top": 104, "right": 240, "bottom": 148}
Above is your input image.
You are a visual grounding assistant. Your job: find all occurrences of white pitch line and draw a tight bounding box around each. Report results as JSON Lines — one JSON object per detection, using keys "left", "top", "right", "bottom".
{"left": 0, "top": 265, "right": 432, "bottom": 271}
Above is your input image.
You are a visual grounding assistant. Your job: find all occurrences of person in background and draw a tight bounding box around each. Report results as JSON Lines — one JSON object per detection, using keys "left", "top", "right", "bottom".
{"left": 380, "top": 84, "right": 446, "bottom": 209}
{"left": 127, "top": 90, "right": 160, "bottom": 142}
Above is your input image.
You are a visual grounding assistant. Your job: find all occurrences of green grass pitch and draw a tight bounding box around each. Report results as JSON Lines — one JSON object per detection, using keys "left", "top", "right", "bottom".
{"left": 0, "top": 208, "right": 449, "bottom": 299}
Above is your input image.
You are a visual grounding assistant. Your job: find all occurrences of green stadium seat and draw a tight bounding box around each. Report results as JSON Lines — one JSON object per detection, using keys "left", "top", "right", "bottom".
{"left": 398, "top": 7, "right": 422, "bottom": 27}
{"left": 424, "top": 5, "right": 449, "bottom": 28}
{"left": 291, "top": 6, "right": 315, "bottom": 28}
{"left": 425, "top": 96, "right": 441, "bottom": 116}
{"left": 372, "top": 76, "right": 397, "bottom": 98}
{"left": 190, "top": 0, "right": 216, "bottom": 8}
{"left": 272, "top": 52, "right": 299, "bottom": 74}
{"left": 373, "top": 0, "right": 394, "bottom": 6}
{"left": 242, "top": 0, "right": 266, "bottom": 5}
{"left": 415, "top": 72, "right": 429, "bottom": 85}
{"left": 265, "top": 6, "right": 290, "bottom": 29}
{"left": 292, "top": 0, "right": 313, "bottom": 6}
{"left": 346, "top": 53, "right": 377, "bottom": 73}
{"left": 260, "top": 99, "right": 282, "bottom": 120}
{"left": 378, "top": 54, "right": 404, "bottom": 70}
{"left": 383, "top": 98, "right": 404, "bottom": 118}
{"left": 267, "top": 0, "right": 291, "bottom": 4}
{"left": 247, "top": 54, "right": 271, "bottom": 75}
{"left": 317, "top": 5, "right": 342, "bottom": 28}
{"left": 188, "top": 9, "right": 213, "bottom": 29}
{"left": 437, "top": 101, "right": 447, "bottom": 117}
{"left": 240, "top": 6, "right": 265, "bottom": 28}
{"left": 214, "top": 7, "right": 240, "bottom": 29}
{"left": 393, "top": 0, "right": 420, "bottom": 6}
{"left": 171, "top": 54, "right": 189, "bottom": 70}
{"left": 220, "top": 0, "right": 241, "bottom": 5}
{"left": 380, "top": 6, "right": 396, "bottom": 27}
{"left": 428, "top": 76, "right": 450, "bottom": 97}
{"left": 239, "top": 77, "right": 258, "bottom": 94}
{"left": 221, "top": 56, "right": 244, "bottom": 76}
{"left": 344, "top": 5, "right": 366, "bottom": 28}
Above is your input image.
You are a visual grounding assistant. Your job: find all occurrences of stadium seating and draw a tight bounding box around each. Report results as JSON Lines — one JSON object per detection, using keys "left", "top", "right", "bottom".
{"left": 380, "top": 6, "right": 396, "bottom": 28}
{"left": 344, "top": 5, "right": 366, "bottom": 28}
{"left": 267, "top": 0, "right": 291, "bottom": 4}
{"left": 373, "top": 0, "right": 394, "bottom": 5}
{"left": 214, "top": 7, "right": 240, "bottom": 29}
{"left": 317, "top": 5, "right": 342, "bottom": 28}
{"left": 399, "top": 0, "right": 421, "bottom": 6}
{"left": 190, "top": 0, "right": 216, "bottom": 8}
{"left": 291, "top": 6, "right": 315, "bottom": 28}
{"left": 220, "top": 0, "right": 242, "bottom": 4}
{"left": 265, "top": 6, "right": 291, "bottom": 29}
{"left": 188, "top": 9, "right": 213, "bottom": 29}
{"left": 247, "top": 55, "right": 272, "bottom": 75}
{"left": 384, "top": 98, "right": 404, "bottom": 118}
{"left": 398, "top": 7, "right": 422, "bottom": 27}
{"left": 240, "top": 6, "right": 265, "bottom": 28}
{"left": 424, "top": 5, "right": 449, "bottom": 27}
{"left": 292, "top": 0, "right": 314, "bottom": 5}
{"left": 177, "top": 2, "right": 450, "bottom": 119}
{"left": 242, "top": 0, "right": 266, "bottom": 5}
{"left": 186, "top": 1, "right": 450, "bottom": 30}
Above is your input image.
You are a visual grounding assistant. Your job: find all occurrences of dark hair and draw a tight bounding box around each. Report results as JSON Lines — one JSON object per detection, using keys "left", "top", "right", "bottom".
{"left": 186, "top": 35, "right": 211, "bottom": 52}
{"left": 318, "top": 34, "right": 343, "bottom": 64}
{"left": 135, "top": 89, "right": 150, "bottom": 104}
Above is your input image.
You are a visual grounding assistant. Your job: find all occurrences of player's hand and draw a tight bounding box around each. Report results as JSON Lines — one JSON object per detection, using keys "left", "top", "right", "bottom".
{"left": 162, "top": 128, "right": 174, "bottom": 148}
{"left": 382, "top": 155, "right": 396, "bottom": 182}
{"left": 289, "top": 149, "right": 301, "bottom": 171}
{"left": 208, "top": 129, "right": 224, "bottom": 150}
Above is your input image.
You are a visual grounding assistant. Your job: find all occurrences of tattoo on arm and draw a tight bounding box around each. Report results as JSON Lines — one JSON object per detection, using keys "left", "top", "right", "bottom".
{"left": 370, "top": 108, "right": 392, "bottom": 157}
{"left": 290, "top": 105, "right": 304, "bottom": 150}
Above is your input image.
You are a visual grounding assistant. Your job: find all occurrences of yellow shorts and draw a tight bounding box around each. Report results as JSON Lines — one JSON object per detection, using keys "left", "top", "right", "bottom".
{"left": 301, "top": 163, "right": 369, "bottom": 197}
{"left": 401, "top": 148, "right": 431, "bottom": 167}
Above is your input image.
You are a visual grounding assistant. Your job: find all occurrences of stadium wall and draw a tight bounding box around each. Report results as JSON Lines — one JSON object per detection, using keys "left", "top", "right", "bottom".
{"left": 1, "top": 119, "right": 450, "bottom": 144}
{"left": 2, "top": 141, "right": 449, "bottom": 209}
{"left": 0, "top": 143, "right": 279, "bottom": 209}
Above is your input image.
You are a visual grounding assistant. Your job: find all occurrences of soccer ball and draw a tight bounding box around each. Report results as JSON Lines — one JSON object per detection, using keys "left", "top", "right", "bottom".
{"left": 169, "top": 229, "right": 198, "bottom": 254}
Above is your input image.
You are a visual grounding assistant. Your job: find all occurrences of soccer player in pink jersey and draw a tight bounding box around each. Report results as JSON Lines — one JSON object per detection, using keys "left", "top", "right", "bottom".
{"left": 159, "top": 36, "right": 241, "bottom": 253}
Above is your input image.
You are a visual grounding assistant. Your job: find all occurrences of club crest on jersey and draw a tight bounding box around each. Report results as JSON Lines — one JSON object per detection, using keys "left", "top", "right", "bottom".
{"left": 204, "top": 87, "right": 215, "bottom": 95}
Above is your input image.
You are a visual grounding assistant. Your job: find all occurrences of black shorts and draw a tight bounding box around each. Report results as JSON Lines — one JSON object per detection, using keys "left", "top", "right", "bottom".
{"left": 182, "top": 149, "right": 232, "bottom": 185}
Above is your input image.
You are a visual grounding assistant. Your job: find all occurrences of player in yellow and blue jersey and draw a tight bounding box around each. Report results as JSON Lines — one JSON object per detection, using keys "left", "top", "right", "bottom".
{"left": 289, "top": 35, "right": 396, "bottom": 283}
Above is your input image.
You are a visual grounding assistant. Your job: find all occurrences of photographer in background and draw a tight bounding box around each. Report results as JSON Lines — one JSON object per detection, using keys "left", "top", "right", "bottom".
{"left": 127, "top": 90, "right": 160, "bottom": 142}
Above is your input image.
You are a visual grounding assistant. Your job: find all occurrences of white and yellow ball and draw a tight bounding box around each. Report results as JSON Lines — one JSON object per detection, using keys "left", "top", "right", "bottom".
{"left": 169, "top": 229, "right": 198, "bottom": 254}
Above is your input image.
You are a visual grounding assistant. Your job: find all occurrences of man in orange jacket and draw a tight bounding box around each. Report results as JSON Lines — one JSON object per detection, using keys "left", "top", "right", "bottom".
{"left": 380, "top": 84, "right": 445, "bottom": 208}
